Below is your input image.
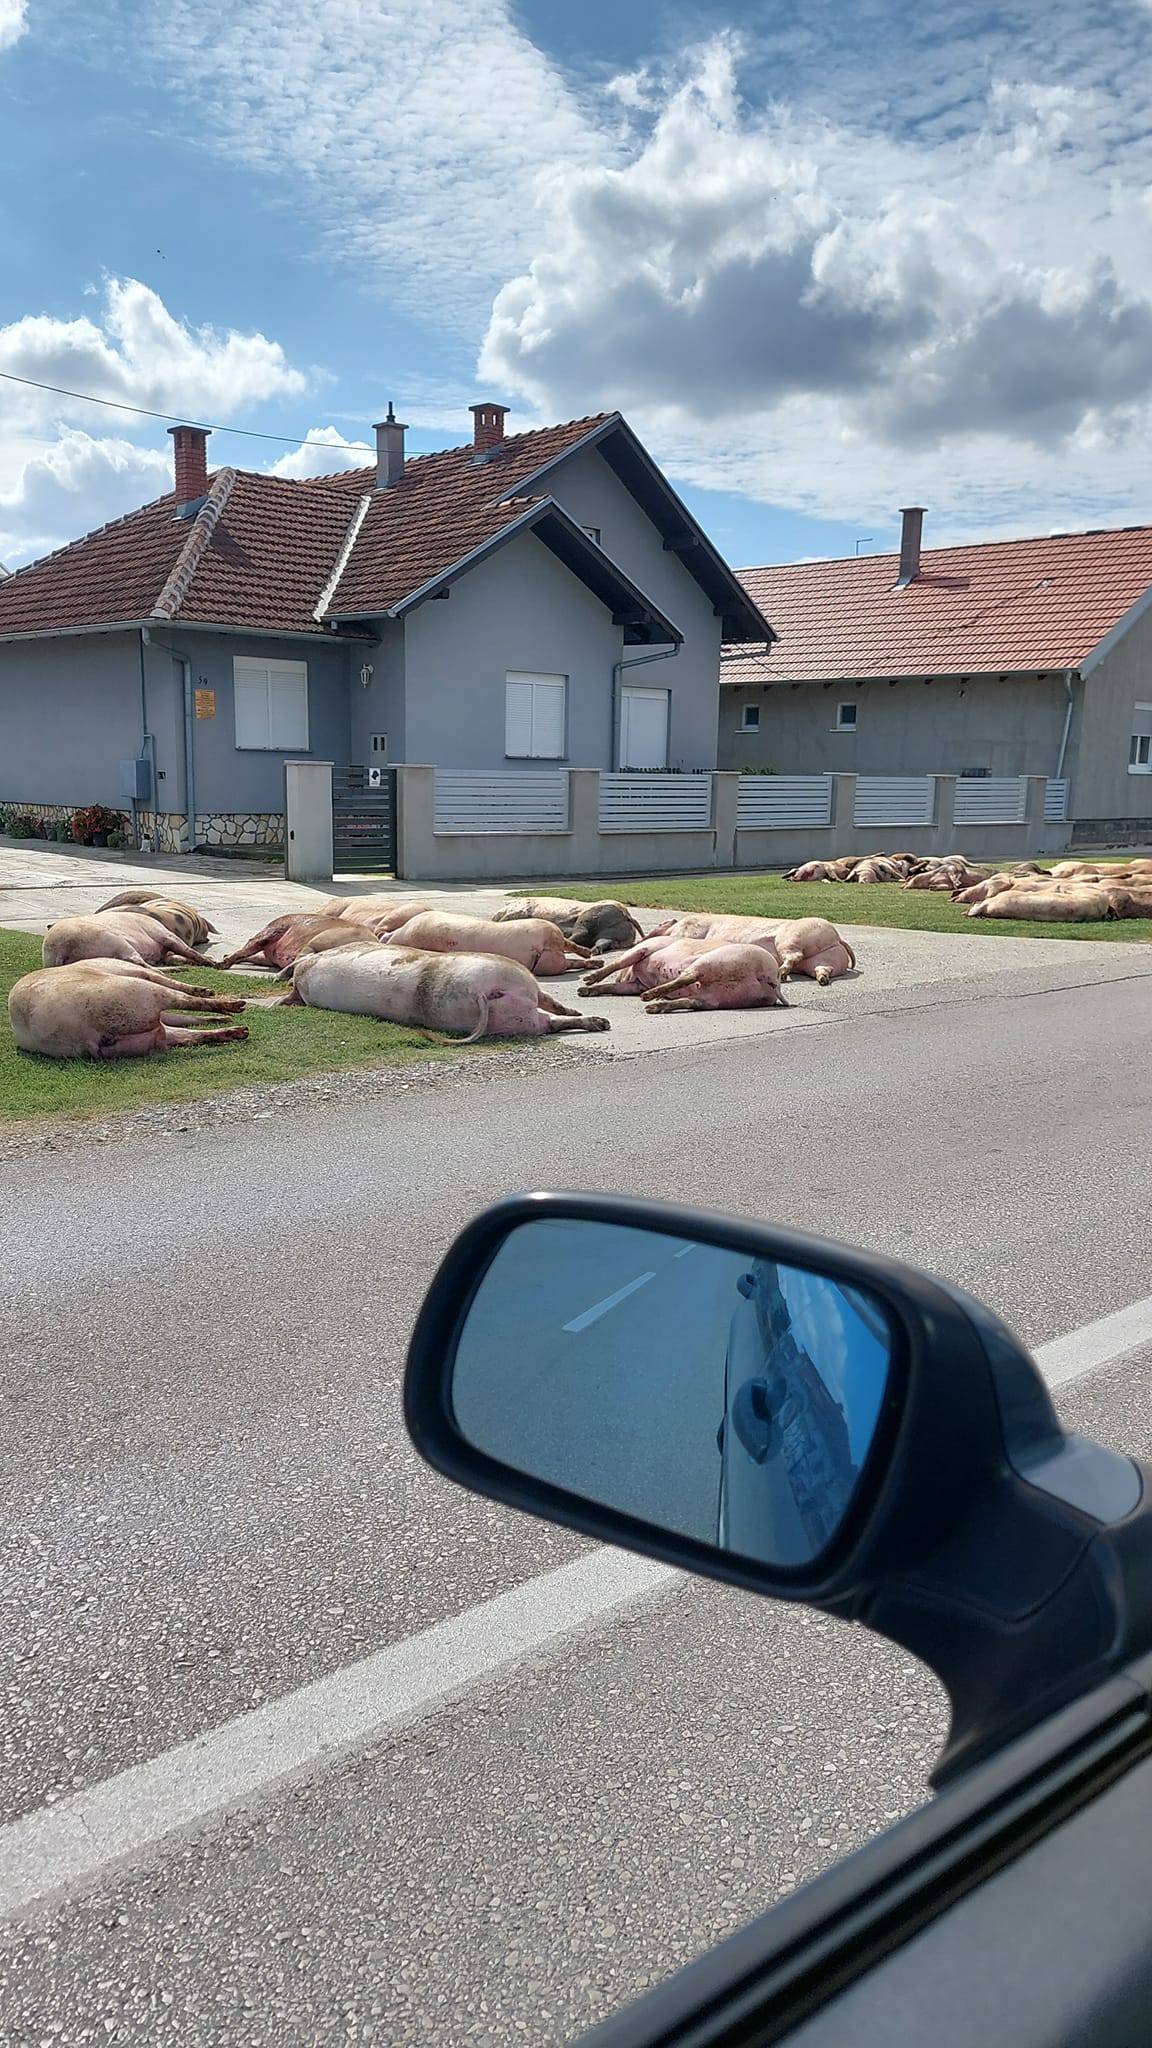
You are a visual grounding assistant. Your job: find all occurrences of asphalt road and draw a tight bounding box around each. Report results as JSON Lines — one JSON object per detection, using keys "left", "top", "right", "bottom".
{"left": 3, "top": 969, "right": 1152, "bottom": 2043}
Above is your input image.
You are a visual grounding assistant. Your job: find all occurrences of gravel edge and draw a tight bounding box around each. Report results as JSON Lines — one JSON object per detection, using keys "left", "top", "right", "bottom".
{"left": 0, "top": 1042, "right": 617, "bottom": 1161}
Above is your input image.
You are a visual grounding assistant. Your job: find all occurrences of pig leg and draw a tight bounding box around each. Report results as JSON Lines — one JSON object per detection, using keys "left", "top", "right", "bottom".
{"left": 578, "top": 942, "right": 652, "bottom": 987}
{"left": 640, "top": 996, "right": 709, "bottom": 1013}
{"left": 576, "top": 972, "right": 644, "bottom": 995}
{"left": 537, "top": 991, "right": 583, "bottom": 1017}
{"left": 543, "top": 1011, "right": 610, "bottom": 1033}
{"left": 153, "top": 931, "right": 212, "bottom": 965}
{"left": 216, "top": 937, "right": 274, "bottom": 969}
{"left": 159, "top": 1023, "right": 250, "bottom": 1048}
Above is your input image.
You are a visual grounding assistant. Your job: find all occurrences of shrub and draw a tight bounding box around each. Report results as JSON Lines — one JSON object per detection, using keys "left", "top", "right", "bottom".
{"left": 70, "top": 803, "right": 127, "bottom": 846}
{"left": 104, "top": 830, "right": 126, "bottom": 850}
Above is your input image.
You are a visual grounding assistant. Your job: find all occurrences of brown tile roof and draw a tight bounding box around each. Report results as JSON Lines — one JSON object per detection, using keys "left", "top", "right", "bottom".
{"left": 724, "top": 526, "right": 1152, "bottom": 685}
{"left": 322, "top": 414, "right": 610, "bottom": 615}
{"left": 0, "top": 415, "right": 612, "bottom": 642}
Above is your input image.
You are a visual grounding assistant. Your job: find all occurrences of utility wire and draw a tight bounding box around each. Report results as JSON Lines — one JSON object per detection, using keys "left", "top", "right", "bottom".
{"left": 0, "top": 369, "right": 373, "bottom": 453}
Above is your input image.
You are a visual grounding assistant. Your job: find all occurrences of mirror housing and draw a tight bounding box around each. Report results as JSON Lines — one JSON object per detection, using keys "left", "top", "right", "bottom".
{"left": 405, "top": 1192, "right": 1152, "bottom": 1784}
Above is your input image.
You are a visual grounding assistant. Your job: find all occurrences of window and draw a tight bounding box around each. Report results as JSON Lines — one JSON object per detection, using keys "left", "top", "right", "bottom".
{"left": 741, "top": 702, "right": 761, "bottom": 732}
{"left": 370, "top": 733, "right": 388, "bottom": 756}
{"left": 582, "top": 525, "right": 601, "bottom": 546}
{"left": 233, "top": 656, "right": 309, "bottom": 750}
{"left": 1129, "top": 704, "right": 1152, "bottom": 774}
{"left": 506, "top": 672, "right": 567, "bottom": 758}
{"left": 620, "top": 686, "right": 670, "bottom": 769}
{"left": 835, "top": 701, "right": 858, "bottom": 731}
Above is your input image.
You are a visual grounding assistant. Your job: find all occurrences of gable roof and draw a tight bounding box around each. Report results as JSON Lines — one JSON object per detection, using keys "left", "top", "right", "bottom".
{"left": 724, "top": 525, "right": 1152, "bottom": 686}
{"left": 0, "top": 410, "right": 768, "bottom": 648}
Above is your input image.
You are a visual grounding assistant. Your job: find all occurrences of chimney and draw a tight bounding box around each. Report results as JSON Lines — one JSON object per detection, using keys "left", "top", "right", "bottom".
{"left": 373, "top": 402, "right": 407, "bottom": 489}
{"left": 168, "top": 425, "right": 210, "bottom": 517}
{"left": 470, "top": 401, "right": 508, "bottom": 459}
{"left": 895, "top": 505, "right": 924, "bottom": 587}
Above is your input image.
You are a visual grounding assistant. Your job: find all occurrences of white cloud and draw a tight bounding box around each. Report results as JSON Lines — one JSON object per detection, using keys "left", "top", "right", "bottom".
{"left": 0, "top": 0, "right": 27, "bottom": 51}
{"left": 0, "top": 279, "right": 313, "bottom": 565}
{"left": 0, "top": 431, "right": 171, "bottom": 568}
{"left": 72, "top": 0, "right": 607, "bottom": 332}
{"left": 480, "top": 37, "right": 1152, "bottom": 536}
{"left": 268, "top": 425, "right": 370, "bottom": 478}
{"left": 0, "top": 277, "right": 307, "bottom": 435}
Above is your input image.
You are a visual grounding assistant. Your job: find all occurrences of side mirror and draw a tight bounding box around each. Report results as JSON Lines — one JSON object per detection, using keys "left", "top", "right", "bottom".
{"left": 405, "top": 1193, "right": 1151, "bottom": 1784}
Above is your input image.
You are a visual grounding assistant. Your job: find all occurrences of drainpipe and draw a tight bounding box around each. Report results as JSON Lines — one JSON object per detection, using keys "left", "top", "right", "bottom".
{"left": 136, "top": 629, "right": 158, "bottom": 854}
{"left": 180, "top": 655, "right": 197, "bottom": 852}
{"left": 1055, "top": 669, "right": 1076, "bottom": 782}
{"left": 610, "top": 645, "right": 680, "bottom": 769}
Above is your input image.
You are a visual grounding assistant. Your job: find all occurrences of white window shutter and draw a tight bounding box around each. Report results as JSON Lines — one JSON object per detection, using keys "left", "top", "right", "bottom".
{"left": 505, "top": 680, "right": 534, "bottom": 757}
{"left": 268, "top": 664, "right": 309, "bottom": 749}
{"left": 234, "top": 662, "right": 270, "bottom": 749}
{"left": 532, "top": 679, "right": 566, "bottom": 758}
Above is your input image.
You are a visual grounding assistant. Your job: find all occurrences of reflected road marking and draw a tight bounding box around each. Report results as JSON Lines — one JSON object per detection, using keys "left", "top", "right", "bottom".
{"left": 563, "top": 1271, "right": 657, "bottom": 1333}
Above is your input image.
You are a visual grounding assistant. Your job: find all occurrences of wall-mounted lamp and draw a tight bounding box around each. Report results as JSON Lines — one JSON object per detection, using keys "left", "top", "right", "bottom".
{"left": 360, "top": 662, "right": 375, "bottom": 691}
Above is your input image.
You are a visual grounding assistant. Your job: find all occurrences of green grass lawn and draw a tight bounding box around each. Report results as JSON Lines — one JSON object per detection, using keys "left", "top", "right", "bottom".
{"left": 532, "top": 873, "right": 1152, "bottom": 944}
{"left": 0, "top": 930, "right": 485, "bottom": 1125}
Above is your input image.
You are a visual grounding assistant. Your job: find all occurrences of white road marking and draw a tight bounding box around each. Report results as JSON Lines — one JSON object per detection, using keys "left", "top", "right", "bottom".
{"left": 563, "top": 1270, "right": 656, "bottom": 1332}
{"left": 1033, "top": 1292, "right": 1152, "bottom": 1389}
{"left": 0, "top": 1548, "right": 677, "bottom": 1923}
{"left": 2, "top": 1289, "right": 1151, "bottom": 1921}
{"left": 674, "top": 1245, "right": 696, "bottom": 1260}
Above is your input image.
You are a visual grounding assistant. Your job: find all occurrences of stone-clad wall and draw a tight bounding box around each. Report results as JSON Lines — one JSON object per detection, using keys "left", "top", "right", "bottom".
{"left": 1, "top": 802, "right": 285, "bottom": 855}
{"left": 195, "top": 811, "right": 284, "bottom": 850}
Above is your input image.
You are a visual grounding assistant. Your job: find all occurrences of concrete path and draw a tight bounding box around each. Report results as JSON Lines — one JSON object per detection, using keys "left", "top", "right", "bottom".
{"left": 4, "top": 840, "right": 1152, "bottom": 1059}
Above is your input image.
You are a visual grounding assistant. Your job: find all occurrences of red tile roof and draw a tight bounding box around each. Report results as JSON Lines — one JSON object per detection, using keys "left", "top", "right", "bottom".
{"left": 724, "top": 526, "right": 1152, "bottom": 685}
{"left": 0, "top": 415, "right": 612, "bottom": 642}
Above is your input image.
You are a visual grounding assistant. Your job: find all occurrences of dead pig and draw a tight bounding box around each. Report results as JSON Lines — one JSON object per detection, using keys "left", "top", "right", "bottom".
{"left": 280, "top": 942, "right": 610, "bottom": 1040}
{"left": 42, "top": 911, "right": 211, "bottom": 970}
{"left": 641, "top": 943, "right": 788, "bottom": 1013}
{"left": 9, "top": 960, "right": 247, "bottom": 1059}
{"left": 383, "top": 911, "right": 591, "bottom": 976}
{"left": 217, "top": 913, "right": 372, "bottom": 970}
{"left": 96, "top": 893, "right": 218, "bottom": 945}
{"left": 771, "top": 918, "right": 856, "bottom": 983}
{"left": 492, "top": 897, "right": 644, "bottom": 953}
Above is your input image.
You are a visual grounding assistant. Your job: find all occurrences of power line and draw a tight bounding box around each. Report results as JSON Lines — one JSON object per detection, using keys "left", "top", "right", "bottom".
{"left": 0, "top": 370, "right": 373, "bottom": 453}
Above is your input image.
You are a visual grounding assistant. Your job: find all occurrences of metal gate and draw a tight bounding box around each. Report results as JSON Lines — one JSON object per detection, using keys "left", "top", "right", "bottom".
{"left": 332, "top": 765, "right": 396, "bottom": 873}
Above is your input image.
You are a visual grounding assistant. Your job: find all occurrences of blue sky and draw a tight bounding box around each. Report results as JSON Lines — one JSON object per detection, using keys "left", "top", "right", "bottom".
{"left": 2, "top": 0, "right": 1152, "bottom": 570}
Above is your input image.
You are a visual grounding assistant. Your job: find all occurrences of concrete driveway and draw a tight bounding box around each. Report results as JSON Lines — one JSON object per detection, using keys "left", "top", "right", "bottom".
{"left": 4, "top": 840, "right": 1152, "bottom": 1057}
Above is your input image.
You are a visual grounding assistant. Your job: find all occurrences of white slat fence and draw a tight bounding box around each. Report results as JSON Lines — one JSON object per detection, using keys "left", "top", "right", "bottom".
{"left": 599, "top": 774, "right": 713, "bottom": 831}
{"left": 853, "top": 777, "right": 936, "bottom": 827}
{"left": 954, "top": 776, "right": 1028, "bottom": 826}
{"left": 1044, "top": 780, "right": 1069, "bottom": 822}
{"left": 737, "top": 776, "right": 833, "bottom": 828}
{"left": 433, "top": 770, "right": 569, "bottom": 833}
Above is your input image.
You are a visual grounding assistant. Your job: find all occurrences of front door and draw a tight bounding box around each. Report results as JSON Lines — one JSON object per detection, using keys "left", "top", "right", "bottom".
{"left": 620, "top": 686, "right": 670, "bottom": 770}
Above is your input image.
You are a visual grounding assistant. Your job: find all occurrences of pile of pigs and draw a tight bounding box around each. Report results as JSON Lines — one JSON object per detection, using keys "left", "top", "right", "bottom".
{"left": 784, "top": 852, "right": 1152, "bottom": 922}
{"left": 7, "top": 889, "right": 856, "bottom": 1062}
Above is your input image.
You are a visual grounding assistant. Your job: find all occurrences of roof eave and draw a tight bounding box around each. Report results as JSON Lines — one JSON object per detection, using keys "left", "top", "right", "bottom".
{"left": 326, "top": 498, "right": 684, "bottom": 645}
{"left": 493, "top": 413, "right": 776, "bottom": 645}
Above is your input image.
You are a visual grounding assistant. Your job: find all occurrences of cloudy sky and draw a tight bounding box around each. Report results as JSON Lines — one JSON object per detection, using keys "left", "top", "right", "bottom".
{"left": 2, "top": 0, "right": 1152, "bottom": 569}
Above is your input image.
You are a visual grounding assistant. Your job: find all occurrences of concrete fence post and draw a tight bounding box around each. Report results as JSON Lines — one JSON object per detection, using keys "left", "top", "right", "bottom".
{"left": 567, "top": 770, "right": 601, "bottom": 870}
{"left": 830, "top": 775, "right": 858, "bottom": 855}
{"left": 284, "top": 760, "right": 333, "bottom": 882}
{"left": 934, "top": 775, "right": 957, "bottom": 852}
{"left": 712, "top": 773, "right": 740, "bottom": 871}
{"left": 394, "top": 764, "right": 435, "bottom": 880}
{"left": 1025, "top": 776, "right": 1050, "bottom": 853}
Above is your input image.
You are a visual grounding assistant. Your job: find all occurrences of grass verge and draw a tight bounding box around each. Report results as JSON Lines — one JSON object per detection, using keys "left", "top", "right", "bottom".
{"left": 529, "top": 873, "right": 1152, "bottom": 944}
{"left": 0, "top": 930, "right": 484, "bottom": 1125}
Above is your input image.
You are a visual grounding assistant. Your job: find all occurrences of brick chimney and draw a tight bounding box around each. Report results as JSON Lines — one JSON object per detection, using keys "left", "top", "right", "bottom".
{"left": 895, "top": 506, "right": 924, "bottom": 587}
{"left": 470, "top": 401, "right": 508, "bottom": 459}
{"left": 169, "top": 425, "right": 211, "bottom": 517}
{"left": 373, "top": 402, "right": 407, "bottom": 488}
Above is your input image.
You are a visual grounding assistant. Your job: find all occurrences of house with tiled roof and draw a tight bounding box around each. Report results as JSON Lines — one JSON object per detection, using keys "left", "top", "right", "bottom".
{"left": 721, "top": 509, "right": 1152, "bottom": 842}
{"left": 0, "top": 405, "right": 769, "bottom": 854}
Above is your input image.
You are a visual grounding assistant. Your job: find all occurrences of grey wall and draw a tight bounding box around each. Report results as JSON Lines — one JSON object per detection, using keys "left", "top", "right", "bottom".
{"left": 177, "top": 629, "right": 352, "bottom": 812}
{"left": 544, "top": 443, "right": 723, "bottom": 770}
{"left": 348, "top": 617, "right": 404, "bottom": 767}
{"left": 401, "top": 530, "right": 624, "bottom": 769}
{"left": 718, "top": 672, "right": 1070, "bottom": 777}
{"left": 1073, "top": 602, "right": 1152, "bottom": 825}
{"left": 0, "top": 630, "right": 179, "bottom": 808}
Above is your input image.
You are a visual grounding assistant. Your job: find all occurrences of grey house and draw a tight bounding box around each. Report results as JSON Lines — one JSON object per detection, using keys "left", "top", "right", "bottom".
{"left": 0, "top": 406, "right": 768, "bottom": 853}
{"left": 721, "top": 508, "right": 1152, "bottom": 843}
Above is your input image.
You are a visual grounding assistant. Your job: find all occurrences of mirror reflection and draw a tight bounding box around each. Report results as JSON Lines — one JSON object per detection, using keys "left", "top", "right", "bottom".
{"left": 450, "top": 1218, "right": 894, "bottom": 1569}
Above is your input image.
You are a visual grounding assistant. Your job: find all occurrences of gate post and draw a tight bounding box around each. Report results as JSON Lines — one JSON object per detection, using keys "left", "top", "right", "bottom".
{"left": 284, "top": 760, "right": 334, "bottom": 881}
